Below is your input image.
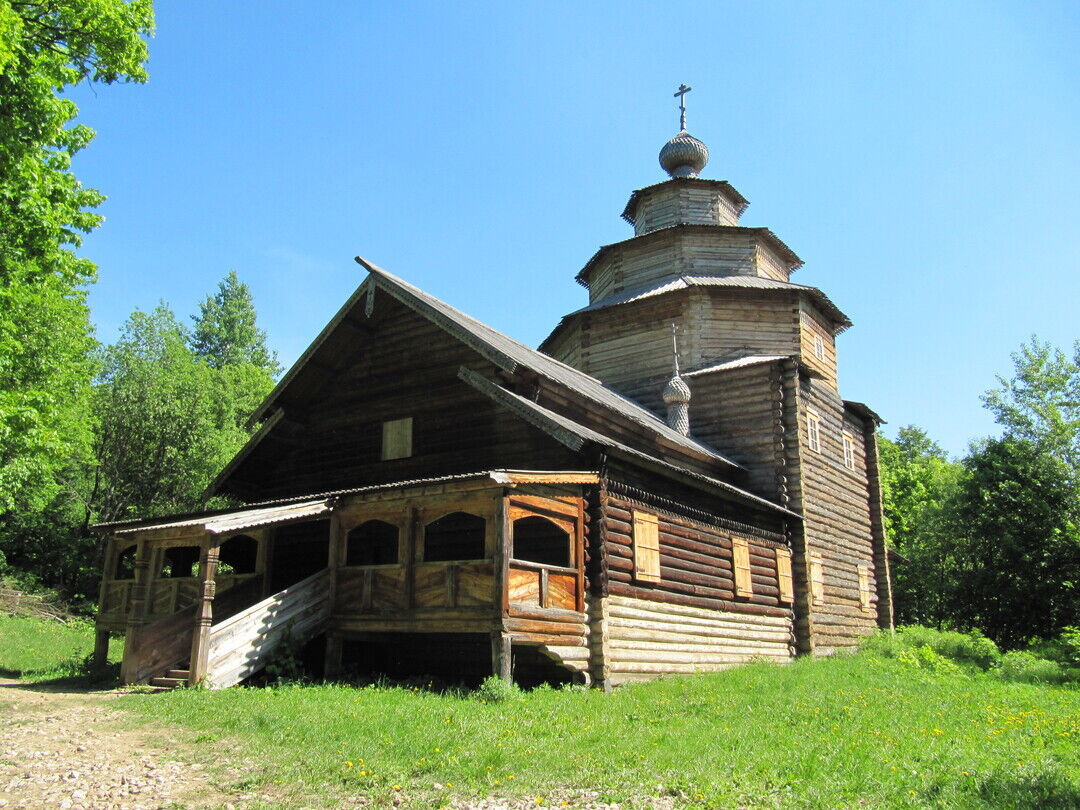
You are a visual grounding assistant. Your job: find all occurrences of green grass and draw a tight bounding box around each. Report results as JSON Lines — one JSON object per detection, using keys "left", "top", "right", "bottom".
{"left": 117, "top": 655, "right": 1080, "bottom": 809}
{"left": 0, "top": 614, "right": 121, "bottom": 682}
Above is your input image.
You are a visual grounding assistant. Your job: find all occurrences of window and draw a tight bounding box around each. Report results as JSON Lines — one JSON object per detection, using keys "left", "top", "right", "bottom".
{"left": 842, "top": 433, "right": 856, "bottom": 470}
{"left": 813, "top": 333, "right": 825, "bottom": 361}
{"left": 810, "top": 552, "right": 825, "bottom": 605}
{"left": 346, "top": 520, "right": 399, "bottom": 566}
{"left": 858, "top": 565, "right": 872, "bottom": 612}
{"left": 512, "top": 516, "right": 571, "bottom": 567}
{"left": 632, "top": 510, "right": 660, "bottom": 583}
{"left": 732, "top": 536, "right": 753, "bottom": 598}
{"left": 114, "top": 545, "right": 137, "bottom": 579}
{"left": 775, "top": 546, "right": 794, "bottom": 604}
{"left": 381, "top": 417, "right": 413, "bottom": 460}
{"left": 160, "top": 545, "right": 200, "bottom": 578}
{"left": 423, "top": 511, "right": 485, "bottom": 562}
{"left": 806, "top": 410, "right": 821, "bottom": 453}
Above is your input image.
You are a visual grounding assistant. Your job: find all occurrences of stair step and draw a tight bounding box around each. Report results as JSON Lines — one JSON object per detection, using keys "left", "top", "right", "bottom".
{"left": 165, "top": 669, "right": 190, "bottom": 679}
{"left": 149, "top": 676, "right": 187, "bottom": 688}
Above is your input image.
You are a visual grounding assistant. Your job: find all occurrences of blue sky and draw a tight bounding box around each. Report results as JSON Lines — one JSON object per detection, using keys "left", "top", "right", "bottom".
{"left": 69, "top": 1, "right": 1078, "bottom": 457}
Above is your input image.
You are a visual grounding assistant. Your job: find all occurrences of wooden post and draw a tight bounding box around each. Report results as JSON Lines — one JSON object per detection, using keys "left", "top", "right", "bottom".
{"left": 490, "top": 631, "right": 512, "bottom": 681}
{"left": 324, "top": 513, "right": 344, "bottom": 680}
{"left": 324, "top": 634, "right": 344, "bottom": 680}
{"left": 120, "top": 539, "right": 151, "bottom": 684}
{"left": 188, "top": 535, "right": 219, "bottom": 684}
{"left": 92, "top": 630, "right": 111, "bottom": 668}
{"left": 93, "top": 536, "right": 118, "bottom": 667}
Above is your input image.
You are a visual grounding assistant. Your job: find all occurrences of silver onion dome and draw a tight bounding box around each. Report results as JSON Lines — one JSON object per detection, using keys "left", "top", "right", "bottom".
{"left": 659, "top": 131, "right": 709, "bottom": 178}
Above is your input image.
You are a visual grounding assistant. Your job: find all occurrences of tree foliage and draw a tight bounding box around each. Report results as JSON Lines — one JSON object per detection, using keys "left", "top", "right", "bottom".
{"left": 191, "top": 270, "right": 281, "bottom": 376}
{"left": 982, "top": 336, "right": 1080, "bottom": 469}
{"left": 0, "top": 0, "right": 153, "bottom": 514}
{"left": 946, "top": 437, "right": 1079, "bottom": 649}
{"left": 878, "top": 426, "right": 961, "bottom": 627}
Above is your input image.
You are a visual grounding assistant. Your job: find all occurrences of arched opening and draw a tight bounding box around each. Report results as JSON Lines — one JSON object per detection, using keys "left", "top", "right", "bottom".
{"left": 219, "top": 534, "right": 258, "bottom": 575}
{"left": 512, "top": 516, "right": 571, "bottom": 567}
{"left": 161, "top": 545, "right": 200, "bottom": 578}
{"left": 114, "top": 545, "right": 137, "bottom": 579}
{"left": 423, "top": 512, "right": 485, "bottom": 562}
{"left": 346, "top": 520, "right": 399, "bottom": 566}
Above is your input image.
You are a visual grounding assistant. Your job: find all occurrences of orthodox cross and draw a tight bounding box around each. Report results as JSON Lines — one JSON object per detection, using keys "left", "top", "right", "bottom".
{"left": 674, "top": 84, "right": 692, "bottom": 131}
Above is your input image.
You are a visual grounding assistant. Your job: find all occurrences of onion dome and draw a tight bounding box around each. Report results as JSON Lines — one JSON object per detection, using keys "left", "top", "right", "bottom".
{"left": 659, "top": 131, "right": 709, "bottom": 178}
{"left": 663, "top": 373, "right": 691, "bottom": 405}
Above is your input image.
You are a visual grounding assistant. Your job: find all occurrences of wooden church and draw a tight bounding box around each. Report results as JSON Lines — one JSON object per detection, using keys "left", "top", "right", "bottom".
{"left": 94, "top": 90, "right": 892, "bottom": 689}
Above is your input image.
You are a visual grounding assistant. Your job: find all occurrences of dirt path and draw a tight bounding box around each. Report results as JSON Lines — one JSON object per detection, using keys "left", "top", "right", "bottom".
{"left": 0, "top": 678, "right": 237, "bottom": 810}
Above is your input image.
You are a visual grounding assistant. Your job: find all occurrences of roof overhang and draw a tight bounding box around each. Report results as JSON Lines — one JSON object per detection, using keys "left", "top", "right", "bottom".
{"left": 620, "top": 178, "right": 750, "bottom": 227}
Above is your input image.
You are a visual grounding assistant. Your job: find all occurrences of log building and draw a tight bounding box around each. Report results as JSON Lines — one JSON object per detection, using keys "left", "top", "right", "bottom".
{"left": 94, "top": 96, "right": 892, "bottom": 689}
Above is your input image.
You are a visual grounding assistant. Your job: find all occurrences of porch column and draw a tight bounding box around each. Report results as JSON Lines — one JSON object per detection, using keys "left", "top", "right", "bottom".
{"left": 119, "top": 539, "right": 151, "bottom": 684}
{"left": 93, "top": 536, "right": 119, "bottom": 667}
{"left": 188, "top": 534, "right": 219, "bottom": 684}
{"left": 491, "top": 491, "right": 512, "bottom": 681}
{"left": 323, "top": 512, "right": 344, "bottom": 680}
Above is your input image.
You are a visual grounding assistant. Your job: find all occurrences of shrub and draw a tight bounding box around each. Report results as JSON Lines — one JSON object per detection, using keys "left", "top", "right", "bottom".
{"left": 1028, "top": 626, "right": 1080, "bottom": 669}
{"left": 860, "top": 626, "right": 1001, "bottom": 670}
{"left": 895, "top": 644, "right": 963, "bottom": 675}
{"left": 994, "top": 650, "right": 1068, "bottom": 685}
{"left": 474, "top": 674, "right": 521, "bottom": 703}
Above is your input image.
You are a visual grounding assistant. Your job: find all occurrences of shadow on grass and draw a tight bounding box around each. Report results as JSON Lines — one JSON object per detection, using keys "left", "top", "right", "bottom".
{"left": 976, "top": 770, "right": 1080, "bottom": 810}
{"left": 0, "top": 662, "right": 120, "bottom": 693}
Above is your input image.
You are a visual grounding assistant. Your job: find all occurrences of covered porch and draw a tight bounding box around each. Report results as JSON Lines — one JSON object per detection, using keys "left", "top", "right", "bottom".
{"left": 95, "top": 471, "right": 596, "bottom": 688}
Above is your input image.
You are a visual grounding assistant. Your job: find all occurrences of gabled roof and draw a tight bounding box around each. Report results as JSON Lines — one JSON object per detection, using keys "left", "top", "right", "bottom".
{"left": 230, "top": 258, "right": 743, "bottom": 500}
{"left": 458, "top": 366, "right": 796, "bottom": 518}
{"left": 574, "top": 223, "right": 804, "bottom": 288}
{"left": 355, "top": 259, "right": 742, "bottom": 471}
{"left": 844, "top": 400, "right": 886, "bottom": 426}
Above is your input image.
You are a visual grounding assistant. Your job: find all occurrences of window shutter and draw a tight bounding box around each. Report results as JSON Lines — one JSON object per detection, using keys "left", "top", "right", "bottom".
{"left": 810, "top": 552, "right": 825, "bottom": 605}
{"left": 775, "top": 547, "right": 794, "bottom": 604}
{"left": 632, "top": 511, "right": 660, "bottom": 583}
{"left": 732, "top": 537, "right": 753, "bottom": 598}
{"left": 858, "top": 565, "right": 872, "bottom": 612}
{"left": 381, "top": 417, "right": 413, "bottom": 460}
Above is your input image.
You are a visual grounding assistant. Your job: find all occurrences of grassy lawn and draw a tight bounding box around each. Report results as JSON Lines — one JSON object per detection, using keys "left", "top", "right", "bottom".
{"left": 0, "top": 615, "right": 122, "bottom": 682}
{"left": 118, "top": 655, "right": 1079, "bottom": 809}
{"left": 4, "top": 615, "right": 1077, "bottom": 808}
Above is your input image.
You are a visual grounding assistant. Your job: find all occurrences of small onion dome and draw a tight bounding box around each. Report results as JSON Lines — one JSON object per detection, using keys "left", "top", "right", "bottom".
{"left": 659, "top": 131, "right": 709, "bottom": 178}
{"left": 663, "top": 373, "right": 691, "bottom": 405}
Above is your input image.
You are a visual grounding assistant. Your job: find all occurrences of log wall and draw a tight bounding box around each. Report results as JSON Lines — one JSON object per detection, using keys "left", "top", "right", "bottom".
{"left": 592, "top": 594, "right": 793, "bottom": 685}
{"left": 799, "top": 300, "right": 838, "bottom": 390}
{"left": 796, "top": 374, "right": 880, "bottom": 652}
{"left": 587, "top": 230, "right": 791, "bottom": 303}
{"left": 630, "top": 183, "right": 742, "bottom": 235}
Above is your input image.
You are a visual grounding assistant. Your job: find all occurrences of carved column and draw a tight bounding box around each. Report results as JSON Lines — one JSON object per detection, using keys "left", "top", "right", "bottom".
{"left": 120, "top": 539, "right": 151, "bottom": 684}
{"left": 188, "top": 535, "right": 219, "bottom": 684}
{"left": 93, "top": 536, "right": 119, "bottom": 667}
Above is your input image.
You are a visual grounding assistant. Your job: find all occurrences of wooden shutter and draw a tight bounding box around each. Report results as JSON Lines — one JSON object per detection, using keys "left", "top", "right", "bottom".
{"left": 632, "top": 511, "right": 660, "bottom": 583}
{"left": 858, "top": 565, "right": 872, "bottom": 612}
{"left": 732, "top": 537, "right": 752, "bottom": 598}
{"left": 381, "top": 417, "right": 413, "bottom": 460}
{"left": 775, "top": 546, "right": 794, "bottom": 604}
{"left": 810, "top": 552, "right": 825, "bottom": 605}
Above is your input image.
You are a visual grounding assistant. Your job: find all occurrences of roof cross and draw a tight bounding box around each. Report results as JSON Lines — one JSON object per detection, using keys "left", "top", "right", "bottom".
{"left": 674, "top": 84, "right": 692, "bottom": 131}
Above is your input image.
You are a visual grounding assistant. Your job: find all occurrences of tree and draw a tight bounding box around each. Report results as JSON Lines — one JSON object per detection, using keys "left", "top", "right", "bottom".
{"left": 982, "top": 336, "right": 1080, "bottom": 468}
{"left": 191, "top": 271, "right": 281, "bottom": 376}
{"left": 0, "top": 0, "right": 153, "bottom": 514}
{"left": 878, "top": 426, "right": 962, "bottom": 627}
{"left": 87, "top": 304, "right": 246, "bottom": 524}
{"left": 946, "top": 437, "right": 1079, "bottom": 648}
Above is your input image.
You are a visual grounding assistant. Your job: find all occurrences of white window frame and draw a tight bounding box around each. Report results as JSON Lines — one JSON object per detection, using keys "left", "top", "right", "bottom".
{"left": 842, "top": 432, "right": 855, "bottom": 470}
{"left": 806, "top": 410, "right": 821, "bottom": 453}
{"left": 813, "top": 333, "right": 826, "bottom": 362}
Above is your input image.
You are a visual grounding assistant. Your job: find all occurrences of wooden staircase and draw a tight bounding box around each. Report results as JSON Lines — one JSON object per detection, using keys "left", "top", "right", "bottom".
{"left": 148, "top": 668, "right": 191, "bottom": 690}
{"left": 125, "top": 569, "right": 331, "bottom": 690}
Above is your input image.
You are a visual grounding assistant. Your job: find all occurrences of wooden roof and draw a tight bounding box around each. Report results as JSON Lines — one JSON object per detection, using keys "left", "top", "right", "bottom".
{"left": 620, "top": 177, "right": 750, "bottom": 227}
